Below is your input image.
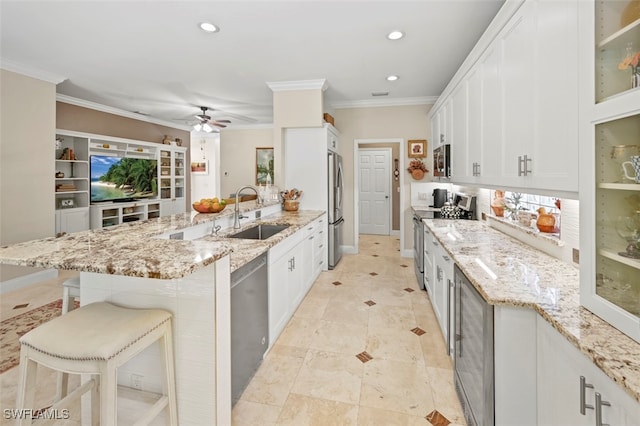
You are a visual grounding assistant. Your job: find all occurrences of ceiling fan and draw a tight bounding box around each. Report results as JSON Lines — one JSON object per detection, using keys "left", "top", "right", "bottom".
{"left": 193, "top": 106, "right": 231, "bottom": 132}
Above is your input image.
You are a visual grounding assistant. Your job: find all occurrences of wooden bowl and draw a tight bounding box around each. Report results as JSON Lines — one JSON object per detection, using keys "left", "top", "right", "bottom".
{"left": 193, "top": 203, "right": 226, "bottom": 214}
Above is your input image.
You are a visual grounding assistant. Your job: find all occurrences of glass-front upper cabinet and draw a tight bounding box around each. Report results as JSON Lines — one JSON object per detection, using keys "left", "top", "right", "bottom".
{"left": 581, "top": 1, "right": 640, "bottom": 344}
{"left": 595, "top": 0, "right": 640, "bottom": 102}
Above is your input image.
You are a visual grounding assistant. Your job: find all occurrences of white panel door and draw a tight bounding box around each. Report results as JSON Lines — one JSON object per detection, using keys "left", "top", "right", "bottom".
{"left": 358, "top": 149, "right": 391, "bottom": 235}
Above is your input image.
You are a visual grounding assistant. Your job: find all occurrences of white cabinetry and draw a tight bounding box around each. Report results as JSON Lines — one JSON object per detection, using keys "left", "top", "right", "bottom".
{"left": 579, "top": 1, "right": 640, "bottom": 343}
{"left": 55, "top": 132, "right": 90, "bottom": 236}
{"left": 423, "top": 225, "right": 454, "bottom": 353}
{"left": 537, "top": 317, "right": 639, "bottom": 425}
{"left": 268, "top": 229, "right": 305, "bottom": 346}
{"left": 302, "top": 215, "right": 326, "bottom": 292}
{"left": 432, "top": 0, "right": 579, "bottom": 194}
{"left": 90, "top": 200, "right": 161, "bottom": 229}
{"left": 159, "top": 147, "right": 187, "bottom": 216}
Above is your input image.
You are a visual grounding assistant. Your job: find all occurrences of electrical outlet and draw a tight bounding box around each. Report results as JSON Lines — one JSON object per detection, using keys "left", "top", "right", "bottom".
{"left": 481, "top": 212, "right": 487, "bottom": 221}
{"left": 418, "top": 192, "right": 427, "bottom": 200}
{"left": 131, "top": 374, "right": 143, "bottom": 390}
{"left": 572, "top": 248, "right": 580, "bottom": 264}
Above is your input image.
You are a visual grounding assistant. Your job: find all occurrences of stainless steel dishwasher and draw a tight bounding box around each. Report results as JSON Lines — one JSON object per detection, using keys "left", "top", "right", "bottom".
{"left": 231, "top": 253, "right": 269, "bottom": 406}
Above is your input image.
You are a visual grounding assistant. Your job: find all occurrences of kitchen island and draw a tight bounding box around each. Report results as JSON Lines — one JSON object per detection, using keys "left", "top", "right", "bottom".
{"left": 422, "top": 218, "right": 640, "bottom": 424}
{"left": 0, "top": 200, "right": 325, "bottom": 425}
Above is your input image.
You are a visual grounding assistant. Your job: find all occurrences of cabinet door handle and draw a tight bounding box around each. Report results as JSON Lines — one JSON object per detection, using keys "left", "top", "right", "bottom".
{"left": 292, "top": 256, "right": 296, "bottom": 270}
{"left": 432, "top": 241, "right": 438, "bottom": 246}
{"left": 309, "top": 236, "right": 314, "bottom": 240}
{"left": 595, "top": 392, "right": 611, "bottom": 426}
{"left": 579, "top": 376, "right": 594, "bottom": 415}
{"left": 518, "top": 156, "right": 524, "bottom": 176}
{"left": 442, "top": 255, "right": 450, "bottom": 262}
{"left": 436, "top": 265, "right": 442, "bottom": 282}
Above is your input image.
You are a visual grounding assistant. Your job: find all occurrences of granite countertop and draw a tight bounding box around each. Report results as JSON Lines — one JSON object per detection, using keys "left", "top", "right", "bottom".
{"left": 421, "top": 217, "right": 640, "bottom": 403}
{"left": 0, "top": 199, "right": 324, "bottom": 279}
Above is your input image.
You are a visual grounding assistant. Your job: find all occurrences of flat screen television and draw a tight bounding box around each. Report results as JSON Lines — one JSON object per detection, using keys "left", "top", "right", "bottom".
{"left": 90, "top": 155, "right": 158, "bottom": 203}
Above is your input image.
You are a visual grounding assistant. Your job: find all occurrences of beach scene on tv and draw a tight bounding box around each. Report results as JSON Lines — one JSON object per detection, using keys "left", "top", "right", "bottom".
{"left": 91, "top": 156, "right": 158, "bottom": 202}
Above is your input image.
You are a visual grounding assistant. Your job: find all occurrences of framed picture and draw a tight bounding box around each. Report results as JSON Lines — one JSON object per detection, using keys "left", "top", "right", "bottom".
{"left": 59, "top": 198, "right": 75, "bottom": 209}
{"left": 256, "top": 147, "right": 274, "bottom": 184}
{"left": 408, "top": 140, "right": 427, "bottom": 158}
{"left": 191, "top": 161, "right": 208, "bottom": 175}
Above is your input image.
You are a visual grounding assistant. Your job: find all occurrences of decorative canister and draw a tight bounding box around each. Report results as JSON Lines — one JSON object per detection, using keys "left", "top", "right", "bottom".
{"left": 284, "top": 200, "right": 299, "bottom": 212}
{"left": 536, "top": 208, "right": 557, "bottom": 233}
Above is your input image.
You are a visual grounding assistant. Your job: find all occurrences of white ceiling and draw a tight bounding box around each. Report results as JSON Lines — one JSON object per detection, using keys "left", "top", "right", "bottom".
{"left": 0, "top": 0, "right": 504, "bottom": 129}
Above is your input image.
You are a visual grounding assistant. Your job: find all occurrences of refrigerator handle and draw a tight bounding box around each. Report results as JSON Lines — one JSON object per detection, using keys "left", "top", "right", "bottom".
{"left": 336, "top": 161, "right": 343, "bottom": 212}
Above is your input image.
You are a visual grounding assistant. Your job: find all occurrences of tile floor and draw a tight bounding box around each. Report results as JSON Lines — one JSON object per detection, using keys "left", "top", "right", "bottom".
{"left": 0, "top": 235, "right": 464, "bottom": 425}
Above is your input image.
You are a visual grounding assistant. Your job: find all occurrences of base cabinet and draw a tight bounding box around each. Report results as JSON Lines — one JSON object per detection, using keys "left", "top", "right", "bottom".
{"left": 537, "top": 317, "right": 639, "bottom": 425}
{"left": 90, "top": 201, "right": 161, "bottom": 229}
{"left": 55, "top": 208, "right": 90, "bottom": 236}
{"left": 268, "top": 230, "right": 305, "bottom": 346}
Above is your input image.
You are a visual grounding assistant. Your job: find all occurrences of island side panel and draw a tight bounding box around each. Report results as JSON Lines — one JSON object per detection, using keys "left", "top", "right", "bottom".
{"left": 80, "top": 255, "right": 231, "bottom": 426}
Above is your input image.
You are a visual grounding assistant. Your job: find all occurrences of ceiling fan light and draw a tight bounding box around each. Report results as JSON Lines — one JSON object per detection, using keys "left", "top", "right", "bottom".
{"left": 199, "top": 22, "right": 219, "bottom": 33}
{"left": 202, "top": 123, "right": 213, "bottom": 133}
{"left": 194, "top": 123, "right": 203, "bottom": 132}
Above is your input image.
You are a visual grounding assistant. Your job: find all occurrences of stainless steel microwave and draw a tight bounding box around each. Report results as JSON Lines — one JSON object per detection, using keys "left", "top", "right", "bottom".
{"left": 433, "top": 144, "right": 450, "bottom": 178}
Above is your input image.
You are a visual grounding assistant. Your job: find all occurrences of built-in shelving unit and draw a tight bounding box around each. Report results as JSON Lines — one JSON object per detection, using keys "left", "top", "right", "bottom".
{"left": 580, "top": 1, "right": 640, "bottom": 344}
{"left": 55, "top": 130, "right": 187, "bottom": 231}
{"left": 90, "top": 200, "right": 161, "bottom": 229}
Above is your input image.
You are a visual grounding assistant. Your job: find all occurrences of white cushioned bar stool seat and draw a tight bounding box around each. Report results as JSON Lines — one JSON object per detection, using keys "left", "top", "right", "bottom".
{"left": 16, "top": 302, "right": 178, "bottom": 426}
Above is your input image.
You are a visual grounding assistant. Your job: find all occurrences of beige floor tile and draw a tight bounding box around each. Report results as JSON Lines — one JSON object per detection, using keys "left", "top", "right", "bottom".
{"left": 232, "top": 399, "right": 282, "bottom": 426}
{"left": 426, "top": 367, "right": 465, "bottom": 424}
{"left": 357, "top": 405, "right": 430, "bottom": 426}
{"left": 366, "top": 327, "right": 423, "bottom": 364}
{"left": 276, "top": 393, "right": 359, "bottom": 426}
{"left": 309, "top": 320, "right": 367, "bottom": 355}
{"left": 293, "top": 295, "right": 330, "bottom": 320}
{"left": 368, "top": 304, "right": 416, "bottom": 331}
{"left": 369, "top": 284, "right": 414, "bottom": 308}
{"left": 321, "top": 298, "right": 370, "bottom": 326}
{"left": 360, "top": 358, "right": 435, "bottom": 417}
{"left": 240, "top": 353, "right": 304, "bottom": 406}
{"left": 290, "top": 350, "right": 363, "bottom": 405}
{"left": 275, "top": 316, "right": 320, "bottom": 350}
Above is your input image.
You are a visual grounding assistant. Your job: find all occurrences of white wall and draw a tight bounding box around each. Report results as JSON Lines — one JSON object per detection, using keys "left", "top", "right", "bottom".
{"left": 190, "top": 133, "right": 220, "bottom": 202}
{"left": 0, "top": 69, "right": 57, "bottom": 285}
{"left": 219, "top": 127, "right": 273, "bottom": 198}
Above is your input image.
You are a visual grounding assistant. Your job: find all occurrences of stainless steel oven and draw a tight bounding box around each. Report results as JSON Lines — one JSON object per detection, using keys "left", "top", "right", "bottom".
{"left": 454, "top": 264, "right": 494, "bottom": 426}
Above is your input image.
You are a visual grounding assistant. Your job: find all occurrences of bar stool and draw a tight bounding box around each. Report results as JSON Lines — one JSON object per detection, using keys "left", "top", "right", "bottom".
{"left": 16, "top": 302, "right": 178, "bottom": 426}
{"left": 61, "top": 276, "right": 80, "bottom": 314}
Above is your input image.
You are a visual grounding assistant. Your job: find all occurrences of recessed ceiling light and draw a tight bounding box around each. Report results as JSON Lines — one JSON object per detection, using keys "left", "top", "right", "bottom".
{"left": 387, "top": 75, "right": 399, "bottom": 81}
{"left": 199, "top": 22, "right": 219, "bottom": 33}
{"left": 387, "top": 31, "right": 404, "bottom": 40}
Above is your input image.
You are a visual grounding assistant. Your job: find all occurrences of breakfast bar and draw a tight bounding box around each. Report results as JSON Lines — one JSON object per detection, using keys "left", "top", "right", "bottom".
{"left": 0, "top": 200, "right": 325, "bottom": 425}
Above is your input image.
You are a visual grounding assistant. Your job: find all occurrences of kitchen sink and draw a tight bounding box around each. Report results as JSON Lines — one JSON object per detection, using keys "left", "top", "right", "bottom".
{"left": 228, "top": 224, "right": 289, "bottom": 240}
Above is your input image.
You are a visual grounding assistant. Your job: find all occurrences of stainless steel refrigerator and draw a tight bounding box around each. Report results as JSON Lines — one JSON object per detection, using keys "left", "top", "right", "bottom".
{"left": 328, "top": 151, "right": 344, "bottom": 269}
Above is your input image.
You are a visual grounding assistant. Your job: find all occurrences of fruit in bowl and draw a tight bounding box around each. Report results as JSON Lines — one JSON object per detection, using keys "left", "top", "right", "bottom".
{"left": 193, "top": 197, "right": 227, "bottom": 213}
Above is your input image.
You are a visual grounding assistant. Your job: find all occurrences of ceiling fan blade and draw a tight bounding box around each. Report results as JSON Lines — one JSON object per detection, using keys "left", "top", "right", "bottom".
{"left": 213, "top": 122, "right": 227, "bottom": 128}
{"left": 213, "top": 119, "right": 231, "bottom": 124}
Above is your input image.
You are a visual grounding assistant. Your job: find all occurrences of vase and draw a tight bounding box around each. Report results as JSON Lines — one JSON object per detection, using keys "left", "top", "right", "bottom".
{"left": 411, "top": 169, "right": 425, "bottom": 180}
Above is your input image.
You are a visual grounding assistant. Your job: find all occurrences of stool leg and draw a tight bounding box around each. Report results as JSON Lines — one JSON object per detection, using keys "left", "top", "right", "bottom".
{"left": 91, "top": 374, "right": 100, "bottom": 426}
{"left": 99, "top": 364, "right": 118, "bottom": 426}
{"left": 61, "top": 286, "right": 72, "bottom": 315}
{"left": 55, "top": 372, "right": 69, "bottom": 401}
{"left": 15, "top": 348, "right": 37, "bottom": 426}
{"left": 160, "top": 323, "right": 178, "bottom": 425}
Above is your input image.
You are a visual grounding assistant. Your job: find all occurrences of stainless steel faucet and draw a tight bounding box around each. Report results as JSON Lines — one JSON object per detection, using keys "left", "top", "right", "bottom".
{"left": 210, "top": 220, "right": 221, "bottom": 236}
{"left": 233, "top": 185, "right": 263, "bottom": 229}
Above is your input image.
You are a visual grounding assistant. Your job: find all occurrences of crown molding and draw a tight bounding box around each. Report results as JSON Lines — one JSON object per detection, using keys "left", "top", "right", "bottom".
{"left": 266, "top": 79, "right": 328, "bottom": 92}
{"left": 0, "top": 58, "right": 66, "bottom": 84}
{"left": 330, "top": 96, "right": 437, "bottom": 109}
{"left": 56, "top": 94, "right": 192, "bottom": 131}
{"left": 221, "top": 123, "right": 274, "bottom": 131}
